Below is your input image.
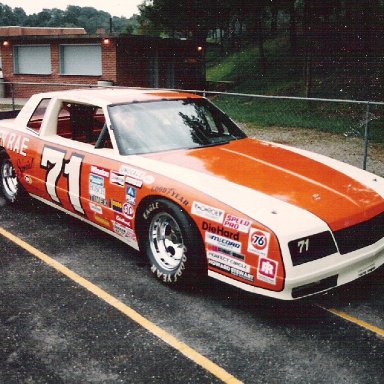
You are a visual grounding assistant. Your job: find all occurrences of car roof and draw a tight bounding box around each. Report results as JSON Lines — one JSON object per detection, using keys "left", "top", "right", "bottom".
{"left": 36, "top": 87, "right": 202, "bottom": 106}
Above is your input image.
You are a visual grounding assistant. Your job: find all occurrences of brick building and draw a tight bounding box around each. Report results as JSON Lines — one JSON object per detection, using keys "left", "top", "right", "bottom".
{"left": 0, "top": 27, "right": 205, "bottom": 98}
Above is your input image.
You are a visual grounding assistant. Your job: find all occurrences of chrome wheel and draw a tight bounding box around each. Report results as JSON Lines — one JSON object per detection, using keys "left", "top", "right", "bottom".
{"left": 1, "top": 159, "right": 18, "bottom": 202}
{"left": 148, "top": 212, "right": 186, "bottom": 272}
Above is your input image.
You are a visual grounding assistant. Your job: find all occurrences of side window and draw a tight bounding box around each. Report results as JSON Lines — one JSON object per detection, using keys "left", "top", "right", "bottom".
{"left": 27, "top": 98, "right": 51, "bottom": 134}
{"left": 56, "top": 103, "right": 108, "bottom": 146}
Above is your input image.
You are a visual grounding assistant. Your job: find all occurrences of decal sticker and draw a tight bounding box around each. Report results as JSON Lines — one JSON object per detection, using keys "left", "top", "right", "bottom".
{"left": 40, "top": 146, "right": 84, "bottom": 214}
{"left": 257, "top": 257, "right": 278, "bottom": 285}
{"left": 120, "top": 165, "right": 146, "bottom": 179}
{"left": 110, "top": 171, "right": 125, "bottom": 187}
{"left": 90, "top": 195, "right": 108, "bottom": 206}
{"left": 202, "top": 221, "right": 239, "bottom": 240}
{"left": 90, "top": 166, "right": 109, "bottom": 178}
{"left": 223, "top": 214, "right": 252, "bottom": 233}
{"left": 89, "top": 174, "right": 106, "bottom": 199}
{"left": 112, "top": 221, "right": 130, "bottom": 237}
{"left": 207, "top": 251, "right": 250, "bottom": 273}
{"left": 123, "top": 203, "right": 135, "bottom": 219}
{"left": 17, "top": 158, "right": 34, "bottom": 173}
{"left": 115, "top": 214, "right": 132, "bottom": 228}
{"left": 248, "top": 228, "right": 271, "bottom": 257}
{"left": 126, "top": 186, "right": 137, "bottom": 205}
{"left": 192, "top": 201, "right": 225, "bottom": 224}
{"left": 94, "top": 215, "right": 110, "bottom": 227}
{"left": 126, "top": 176, "right": 143, "bottom": 188}
{"left": 205, "top": 232, "right": 241, "bottom": 253}
{"left": 89, "top": 202, "right": 103, "bottom": 214}
{"left": 111, "top": 199, "right": 123, "bottom": 213}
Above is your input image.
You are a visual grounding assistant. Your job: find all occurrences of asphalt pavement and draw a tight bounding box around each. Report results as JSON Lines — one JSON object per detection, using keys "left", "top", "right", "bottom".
{"left": 1, "top": 197, "right": 384, "bottom": 383}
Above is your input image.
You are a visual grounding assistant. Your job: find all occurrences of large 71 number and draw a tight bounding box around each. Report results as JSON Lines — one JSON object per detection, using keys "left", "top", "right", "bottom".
{"left": 41, "top": 146, "right": 84, "bottom": 214}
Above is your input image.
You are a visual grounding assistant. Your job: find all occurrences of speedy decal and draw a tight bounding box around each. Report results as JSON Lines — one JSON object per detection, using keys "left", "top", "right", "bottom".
{"left": 192, "top": 201, "right": 225, "bottom": 223}
{"left": 202, "top": 221, "right": 239, "bottom": 240}
{"left": 0, "top": 131, "right": 29, "bottom": 156}
{"left": 89, "top": 174, "right": 105, "bottom": 199}
{"left": 248, "top": 228, "right": 271, "bottom": 257}
{"left": 257, "top": 257, "right": 278, "bottom": 285}
{"left": 207, "top": 251, "right": 250, "bottom": 273}
{"left": 205, "top": 232, "right": 241, "bottom": 253}
{"left": 223, "top": 214, "right": 252, "bottom": 233}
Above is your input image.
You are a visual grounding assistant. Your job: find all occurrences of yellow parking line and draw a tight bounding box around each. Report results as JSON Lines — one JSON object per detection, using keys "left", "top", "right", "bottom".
{"left": 318, "top": 306, "right": 384, "bottom": 338}
{"left": 0, "top": 226, "right": 243, "bottom": 384}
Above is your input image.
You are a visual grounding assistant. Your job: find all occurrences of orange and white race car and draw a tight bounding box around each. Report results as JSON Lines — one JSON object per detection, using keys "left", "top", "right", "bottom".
{"left": 1, "top": 88, "right": 384, "bottom": 299}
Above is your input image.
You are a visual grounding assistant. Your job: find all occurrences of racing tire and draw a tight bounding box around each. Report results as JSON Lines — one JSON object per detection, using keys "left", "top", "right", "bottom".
{"left": 0, "top": 150, "right": 23, "bottom": 204}
{"left": 140, "top": 198, "right": 206, "bottom": 286}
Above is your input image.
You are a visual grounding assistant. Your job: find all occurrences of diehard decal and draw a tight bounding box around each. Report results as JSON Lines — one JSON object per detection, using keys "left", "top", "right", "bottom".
{"left": 202, "top": 221, "right": 239, "bottom": 240}
{"left": 192, "top": 201, "right": 225, "bottom": 223}
{"left": 248, "top": 228, "right": 271, "bottom": 257}
{"left": 257, "top": 257, "right": 278, "bottom": 285}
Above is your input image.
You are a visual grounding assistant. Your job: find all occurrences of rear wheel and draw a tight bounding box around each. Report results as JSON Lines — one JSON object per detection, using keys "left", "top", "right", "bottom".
{"left": 0, "top": 150, "right": 22, "bottom": 204}
{"left": 140, "top": 198, "right": 206, "bottom": 286}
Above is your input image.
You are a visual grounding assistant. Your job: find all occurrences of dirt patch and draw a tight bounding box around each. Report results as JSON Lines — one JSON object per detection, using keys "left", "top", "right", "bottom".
{"left": 242, "top": 125, "right": 384, "bottom": 177}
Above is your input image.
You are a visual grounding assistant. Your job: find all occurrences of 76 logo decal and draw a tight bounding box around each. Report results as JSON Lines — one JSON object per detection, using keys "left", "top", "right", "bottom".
{"left": 41, "top": 146, "right": 84, "bottom": 214}
{"left": 248, "top": 228, "right": 271, "bottom": 257}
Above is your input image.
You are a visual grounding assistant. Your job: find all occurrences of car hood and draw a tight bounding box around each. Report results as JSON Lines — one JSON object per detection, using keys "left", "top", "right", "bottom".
{"left": 141, "top": 138, "right": 384, "bottom": 232}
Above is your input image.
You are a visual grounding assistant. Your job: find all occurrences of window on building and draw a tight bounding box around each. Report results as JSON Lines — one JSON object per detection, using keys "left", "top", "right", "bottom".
{"left": 14, "top": 45, "right": 51, "bottom": 75}
{"left": 60, "top": 44, "right": 102, "bottom": 76}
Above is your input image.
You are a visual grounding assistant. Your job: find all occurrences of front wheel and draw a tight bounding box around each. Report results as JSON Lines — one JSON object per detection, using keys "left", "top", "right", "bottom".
{"left": 139, "top": 199, "right": 206, "bottom": 286}
{"left": 0, "top": 150, "right": 22, "bottom": 204}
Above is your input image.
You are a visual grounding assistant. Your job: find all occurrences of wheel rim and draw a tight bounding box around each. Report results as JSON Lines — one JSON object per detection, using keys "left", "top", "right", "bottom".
{"left": 1, "top": 160, "right": 18, "bottom": 201}
{"left": 149, "top": 212, "right": 185, "bottom": 272}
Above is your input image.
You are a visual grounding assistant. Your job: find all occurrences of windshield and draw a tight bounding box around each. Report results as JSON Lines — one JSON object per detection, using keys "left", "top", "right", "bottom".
{"left": 108, "top": 98, "right": 246, "bottom": 155}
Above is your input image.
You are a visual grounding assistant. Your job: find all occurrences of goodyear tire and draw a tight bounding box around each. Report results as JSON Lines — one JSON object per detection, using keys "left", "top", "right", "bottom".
{"left": 0, "top": 150, "right": 22, "bottom": 204}
{"left": 140, "top": 198, "right": 206, "bottom": 286}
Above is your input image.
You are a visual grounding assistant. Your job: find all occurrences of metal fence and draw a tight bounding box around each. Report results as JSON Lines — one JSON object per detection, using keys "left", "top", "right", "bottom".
{"left": 2, "top": 81, "right": 384, "bottom": 175}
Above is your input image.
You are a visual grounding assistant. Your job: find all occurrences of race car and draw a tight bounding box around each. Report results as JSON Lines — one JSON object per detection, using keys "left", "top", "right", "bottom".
{"left": 1, "top": 87, "right": 383, "bottom": 300}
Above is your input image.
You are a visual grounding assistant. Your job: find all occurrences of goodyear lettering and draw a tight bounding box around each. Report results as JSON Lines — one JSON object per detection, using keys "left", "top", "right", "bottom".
{"left": 151, "top": 186, "right": 189, "bottom": 206}
{"left": 202, "top": 221, "right": 239, "bottom": 240}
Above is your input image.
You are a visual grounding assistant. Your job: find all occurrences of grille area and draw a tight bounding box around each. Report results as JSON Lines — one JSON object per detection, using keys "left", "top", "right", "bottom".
{"left": 333, "top": 212, "right": 384, "bottom": 254}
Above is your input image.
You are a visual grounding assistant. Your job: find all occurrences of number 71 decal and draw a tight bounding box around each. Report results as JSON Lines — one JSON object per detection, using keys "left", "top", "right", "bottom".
{"left": 41, "top": 146, "right": 84, "bottom": 214}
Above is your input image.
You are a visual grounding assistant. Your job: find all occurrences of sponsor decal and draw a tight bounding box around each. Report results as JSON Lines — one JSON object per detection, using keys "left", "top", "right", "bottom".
{"left": 205, "top": 232, "right": 242, "bottom": 253}
{"left": 247, "top": 228, "right": 271, "bottom": 257}
{"left": 91, "top": 166, "right": 109, "bottom": 178}
{"left": 90, "top": 195, "right": 108, "bottom": 206}
{"left": 126, "top": 186, "right": 137, "bottom": 205}
{"left": 111, "top": 199, "right": 123, "bottom": 213}
{"left": 115, "top": 214, "right": 132, "bottom": 228}
{"left": 110, "top": 171, "right": 125, "bottom": 187}
{"left": 207, "top": 250, "right": 250, "bottom": 273}
{"left": 151, "top": 186, "right": 189, "bottom": 206}
{"left": 192, "top": 201, "right": 225, "bottom": 224}
{"left": 17, "top": 158, "right": 34, "bottom": 173}
{"left": 89, "top": 174, "right": 106, "bottom": 199}
{"left": 89, "top": 202, "right": 103, "bottom": 214}
{"left": 257, "top": 257, "right": 278, "bottom": 285}
{"left": 112, "top": 221, "right": 130, "bottom": 237}
{"left": 123, "top": 203, "right": 135, "bottom": 219}
{"left": 94, "top": 215, "right": 110, "bottom": 227}
{"left": 223, "top": 214, "right": 252, "bottom": 233}
{"left": 208, "top": 257, "right": 254, "bottom": 282}
{"left": 202, "top": 221, "right": 239, "bottom": 240}
{"left": 126, "top": 176, "right": 143, "bottom": 188}
{"left": 120, "top": 165, "right": 146, "bottom": 180}
{"left": 0, "top": 131, "right": 29, "bottom": 156}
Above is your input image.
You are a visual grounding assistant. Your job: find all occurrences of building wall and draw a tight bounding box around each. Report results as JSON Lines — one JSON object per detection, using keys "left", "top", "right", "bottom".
{"left": 0, "top": 37, "right": 117, "bottom": 98}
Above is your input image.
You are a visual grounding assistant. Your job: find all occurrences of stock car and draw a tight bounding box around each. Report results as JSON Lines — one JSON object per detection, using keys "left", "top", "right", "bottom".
{"left": 1, "top": 88, "right": 384, "bottom": 300}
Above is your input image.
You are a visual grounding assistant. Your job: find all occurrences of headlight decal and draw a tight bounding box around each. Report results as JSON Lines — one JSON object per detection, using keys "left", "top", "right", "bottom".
{"left": 288, "top": 231, "right": 337, "bottom": 266}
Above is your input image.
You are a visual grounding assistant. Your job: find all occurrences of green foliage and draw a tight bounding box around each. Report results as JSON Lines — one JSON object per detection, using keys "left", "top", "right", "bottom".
{"left": 0, "top": 2, "right": 135, "bottom": 34}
